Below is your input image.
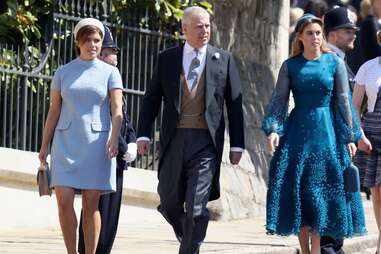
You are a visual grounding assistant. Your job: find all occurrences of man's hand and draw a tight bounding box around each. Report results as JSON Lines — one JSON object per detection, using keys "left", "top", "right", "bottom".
{"left": 229, "top": 151, "right": 242, "bottom": 165}
{"left": 137, "top": 140, "right": 150, "bottom": 155}
{"left": 358, "top": 135, "right": 372, "bottom": 154}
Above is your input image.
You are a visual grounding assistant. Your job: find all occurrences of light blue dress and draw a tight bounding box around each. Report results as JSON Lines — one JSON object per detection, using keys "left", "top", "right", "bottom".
{"left": 50, "top": 58, "right": 123, "bottom": 194}
{"left": 262, "top": 53, "right": 366, "bottom": 238}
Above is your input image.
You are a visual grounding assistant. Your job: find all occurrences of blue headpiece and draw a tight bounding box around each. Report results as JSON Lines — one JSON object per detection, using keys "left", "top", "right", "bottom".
{"left": 294, "top": 13, "right": 322, "bottom": 33}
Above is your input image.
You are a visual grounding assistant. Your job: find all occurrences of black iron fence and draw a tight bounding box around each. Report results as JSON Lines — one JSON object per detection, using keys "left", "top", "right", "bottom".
{"left": 0, "top": 0, "right": 183, "bottom": 170}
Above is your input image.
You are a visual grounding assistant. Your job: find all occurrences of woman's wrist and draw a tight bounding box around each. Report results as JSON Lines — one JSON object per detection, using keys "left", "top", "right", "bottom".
{"left": 40, "top": 141, "right": 49, "bottom": 150}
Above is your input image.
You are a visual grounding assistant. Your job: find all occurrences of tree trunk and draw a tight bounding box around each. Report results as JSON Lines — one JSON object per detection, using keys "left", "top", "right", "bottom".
{"left": 207, "top": 0, "right": 290, "bottom": 220}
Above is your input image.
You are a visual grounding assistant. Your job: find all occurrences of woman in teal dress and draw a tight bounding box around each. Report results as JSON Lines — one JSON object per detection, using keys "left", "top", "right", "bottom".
{"left": 262, "top": 14, "right": 366, "bottom": 254}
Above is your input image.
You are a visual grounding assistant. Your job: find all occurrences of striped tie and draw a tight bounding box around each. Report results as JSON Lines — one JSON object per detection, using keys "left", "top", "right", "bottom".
{"left": 187, "top": 49, "right": 200, "bottom": 91}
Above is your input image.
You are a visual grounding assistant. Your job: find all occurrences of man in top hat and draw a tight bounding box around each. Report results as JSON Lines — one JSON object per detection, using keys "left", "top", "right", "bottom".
{"left": 78, "top": 25, "right": 137, "bottom": 254}
{"left": 324, "top": 6, "right": 358, "bottom": 90}
{"left": 322, "top": 6, "right": 359, "bottom": 254}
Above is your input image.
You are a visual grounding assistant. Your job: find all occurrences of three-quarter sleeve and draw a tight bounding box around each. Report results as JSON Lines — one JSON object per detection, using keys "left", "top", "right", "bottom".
{"left": 262, "top": 61, "right": 291, "bottom": 136}
{"left": 108, "top": 67, "right": 123, "bottom": 90}
{"left": 333, "top": 58, "right": 362, "bottom": 144}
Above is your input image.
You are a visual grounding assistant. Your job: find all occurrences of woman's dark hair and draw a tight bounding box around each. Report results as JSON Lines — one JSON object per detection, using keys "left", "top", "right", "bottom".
{"left": 304, "top": 0, "right": 328, "bottom": 18}
{"left": 75, "top": 25, "right": 103, "bottom": 56}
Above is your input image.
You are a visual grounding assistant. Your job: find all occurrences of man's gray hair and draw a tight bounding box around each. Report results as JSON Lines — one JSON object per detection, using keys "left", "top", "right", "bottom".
{"left": 182, "top": 6, "right": 210, "bottom": 26}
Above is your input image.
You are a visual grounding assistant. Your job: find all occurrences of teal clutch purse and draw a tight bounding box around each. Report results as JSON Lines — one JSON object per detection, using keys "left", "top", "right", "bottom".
{"left": 344, "top": 163, "right": 360, "bottom": 193}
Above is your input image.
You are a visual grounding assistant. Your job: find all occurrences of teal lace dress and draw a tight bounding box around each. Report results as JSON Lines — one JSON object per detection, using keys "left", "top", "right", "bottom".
{"left": 262, "top": 53, "right": 367, "bottom": 238}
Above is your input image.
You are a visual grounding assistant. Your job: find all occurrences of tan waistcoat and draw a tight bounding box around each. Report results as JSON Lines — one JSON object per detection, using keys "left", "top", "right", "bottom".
{"left": 177, "top": 71, "right": 208, "bottom": 129}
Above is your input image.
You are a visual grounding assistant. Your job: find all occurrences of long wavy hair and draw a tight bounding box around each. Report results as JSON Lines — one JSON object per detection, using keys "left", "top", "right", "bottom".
{"left": 290, "top": 19, "right": 331, "bottom": 57}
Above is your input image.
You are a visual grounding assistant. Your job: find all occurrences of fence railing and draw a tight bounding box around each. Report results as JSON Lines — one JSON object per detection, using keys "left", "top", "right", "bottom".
{"left": 0, "top": 0, "right": 183, "bottom": 171}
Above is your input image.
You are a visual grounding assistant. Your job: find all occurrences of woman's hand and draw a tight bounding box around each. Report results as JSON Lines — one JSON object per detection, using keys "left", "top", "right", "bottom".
{"left": 267, "top": 133, "right": 280, "bottom": 154}
{"left": 358, "top": 135, "right": 372, "bottom": 154}
{"left": 107, "top": 137, "right": 119, "bottom": 159}
{"left": 38, "top": 145, "right": 49, "bottom": 164}
{"left": 347, "top": 142, "right": 357, "bottom": 158}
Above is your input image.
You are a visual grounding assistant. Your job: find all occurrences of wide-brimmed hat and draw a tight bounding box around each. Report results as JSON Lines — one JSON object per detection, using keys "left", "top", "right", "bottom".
{"left": 324, "top": 7, "right": 358, "bottom": 33}
{"left": 74, "top": 18, "right": 105, "bottom": 39}
{"left": 294, "top": 13, "right": 322, "bottom": 33}
{"left": 102, "top": 25, "right": 119, "bottom": 50}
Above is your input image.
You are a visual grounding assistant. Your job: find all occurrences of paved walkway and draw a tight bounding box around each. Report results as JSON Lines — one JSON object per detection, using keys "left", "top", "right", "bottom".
{"left": 0, "top": 185, "right": 378, "bottom": 254}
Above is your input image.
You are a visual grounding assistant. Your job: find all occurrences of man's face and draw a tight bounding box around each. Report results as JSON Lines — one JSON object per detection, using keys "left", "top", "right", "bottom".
{"left": 99, "top": 48, "right": 118, "bottom": 66}
{"left": 182, "top": 13, "right": 210, "bottom": 48}
{"left": 329, "top": 28, "right": 357, "bottom": 52}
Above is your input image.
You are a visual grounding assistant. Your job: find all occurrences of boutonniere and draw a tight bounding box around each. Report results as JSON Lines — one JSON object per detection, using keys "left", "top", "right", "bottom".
{"left": 212, "top": 52, "right": 220, "bottom": 60}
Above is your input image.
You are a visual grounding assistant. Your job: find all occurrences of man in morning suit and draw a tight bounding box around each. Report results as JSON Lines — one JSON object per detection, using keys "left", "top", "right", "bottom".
{"left": 136, "top": 6, "right": 245, "bottom": 254}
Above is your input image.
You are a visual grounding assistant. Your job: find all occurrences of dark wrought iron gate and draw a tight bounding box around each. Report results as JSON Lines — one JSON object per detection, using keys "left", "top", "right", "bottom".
{"left": 0, "top": 0, "right": 182, "bottom": 170}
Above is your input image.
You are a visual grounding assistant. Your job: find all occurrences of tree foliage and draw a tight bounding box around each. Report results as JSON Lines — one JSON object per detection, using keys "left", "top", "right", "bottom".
{"left": 112, "top": 0, "right": 212, "bottom": 29}
{"left": 0, "top": 0, "right": 213, "bottom": 45}
{"left": 0, "top": 0, "right": 52, "bottom": 45}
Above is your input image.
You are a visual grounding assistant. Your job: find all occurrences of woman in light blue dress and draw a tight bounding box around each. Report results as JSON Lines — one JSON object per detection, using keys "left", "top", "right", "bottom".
{"left": 38, "top": 18, "right": 123, "bottom": 254}
{"left": 262, "top": 14, "right": 366, "bottom": 254}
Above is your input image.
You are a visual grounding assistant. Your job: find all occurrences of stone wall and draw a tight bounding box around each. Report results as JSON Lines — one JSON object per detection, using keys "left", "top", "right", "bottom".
{"left": 207, "top": 0, "right": 290, "bottom": 220}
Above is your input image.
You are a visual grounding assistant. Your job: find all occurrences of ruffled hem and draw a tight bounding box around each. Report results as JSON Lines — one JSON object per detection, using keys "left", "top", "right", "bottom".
{"left": 265, "top": 225, "right": 367, "bottom": 238}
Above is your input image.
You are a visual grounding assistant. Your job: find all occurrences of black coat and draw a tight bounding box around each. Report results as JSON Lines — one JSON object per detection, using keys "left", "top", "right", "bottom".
{"left": 137, "top": 44, "right": 245, "bottom": 201}
{"left": 360, "top": 15, "right": 381, "bottom": 63}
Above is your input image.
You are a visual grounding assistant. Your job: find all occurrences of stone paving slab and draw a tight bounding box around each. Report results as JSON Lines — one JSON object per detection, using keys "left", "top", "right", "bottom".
{"left": 0, "top": 192, "right": 378, "bottom": 254}
{"left": 0, "top": 181, "right": 378, "bottom": 253}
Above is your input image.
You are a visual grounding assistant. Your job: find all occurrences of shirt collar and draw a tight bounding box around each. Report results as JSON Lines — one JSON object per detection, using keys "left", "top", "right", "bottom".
{"left": 327, "top": 43, "right": 346, "bottom": 59}
{"left": 184, "top": 42, "right": 207, "bottom": 56}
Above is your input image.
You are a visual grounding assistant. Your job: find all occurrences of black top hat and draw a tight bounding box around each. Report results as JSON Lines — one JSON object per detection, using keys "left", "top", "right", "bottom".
{"left": 102, "top": 25, "right": 119, "bottom": 50}
{"left": 324, "top": 7, "right": 358, "bottom": 33}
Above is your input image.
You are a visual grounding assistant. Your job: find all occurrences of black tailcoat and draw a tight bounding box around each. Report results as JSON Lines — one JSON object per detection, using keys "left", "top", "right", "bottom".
{"left": 138, "top": 44, "right": 245, "bottom": 201}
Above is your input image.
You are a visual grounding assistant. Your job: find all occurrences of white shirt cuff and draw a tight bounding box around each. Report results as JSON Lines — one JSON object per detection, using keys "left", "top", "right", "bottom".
{"left": 230, "top": 147, "right": 244, "bottom": 152}
{"left": 137, "top": 137, "right": 150, "bottom": 142}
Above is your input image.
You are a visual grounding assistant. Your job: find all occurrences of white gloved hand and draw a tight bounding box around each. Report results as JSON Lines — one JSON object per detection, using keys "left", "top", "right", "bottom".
{"left": 123, "top": 143, "right": 137, "bottom": 162}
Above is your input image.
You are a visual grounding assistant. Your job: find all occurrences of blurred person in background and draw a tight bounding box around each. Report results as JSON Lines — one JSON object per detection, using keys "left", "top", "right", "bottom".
{"left": 352, "top": 29, "right": 381, "bottom": 254}
{"left": 321, "top": 7, "right": 359, "bottom": 254}
{"left": 347, "top": 0, "right": 373, "bottom": 73}
{"left": 359, "top": 0, "right": 381, "bottom": 61}
{"left": 325, "top": 6, "right": 358, "bottom": 90}
{"left": 304, "top": 0, "right": 329, "bottom": 17}
{"left": 289, "top": 7, "right": 305, "bottom": 53}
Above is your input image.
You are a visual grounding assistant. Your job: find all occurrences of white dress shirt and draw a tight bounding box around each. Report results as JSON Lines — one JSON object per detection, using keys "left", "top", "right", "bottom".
{"left": 183, "top": 42, "right": 207, "bottom": 91}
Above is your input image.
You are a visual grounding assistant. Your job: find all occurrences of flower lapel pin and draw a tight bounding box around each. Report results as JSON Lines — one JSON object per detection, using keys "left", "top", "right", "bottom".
{"left": 212, "top": 52, "right": 220, "bottom": 60}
